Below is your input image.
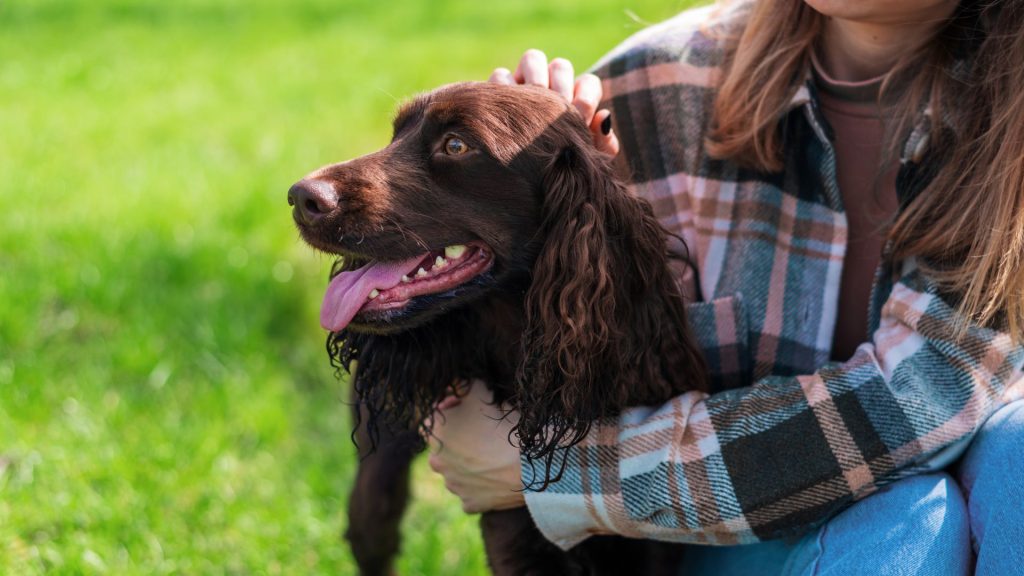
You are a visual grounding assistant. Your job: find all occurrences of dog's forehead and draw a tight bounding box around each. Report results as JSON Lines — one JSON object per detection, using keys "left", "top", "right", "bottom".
{"left": 441, "top": 82, "right": 565, "bottom": 116}
{"left": 397, "top": 82, "right": 569, "bottom": 133}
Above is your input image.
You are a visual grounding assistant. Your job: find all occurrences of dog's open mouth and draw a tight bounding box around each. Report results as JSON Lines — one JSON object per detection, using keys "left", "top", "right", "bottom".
{"left": 320, "top": 243, "right": 494, "bottom": 332}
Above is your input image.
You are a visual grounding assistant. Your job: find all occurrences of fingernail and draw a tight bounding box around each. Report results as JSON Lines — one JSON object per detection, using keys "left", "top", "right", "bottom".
{"left": 601, "top": 115, "right": 612, "bottom": 135}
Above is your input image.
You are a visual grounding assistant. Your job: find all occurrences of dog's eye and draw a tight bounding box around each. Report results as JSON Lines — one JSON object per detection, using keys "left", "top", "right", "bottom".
{"left": 443, "top": 136, "right": 470, "bottom": 156}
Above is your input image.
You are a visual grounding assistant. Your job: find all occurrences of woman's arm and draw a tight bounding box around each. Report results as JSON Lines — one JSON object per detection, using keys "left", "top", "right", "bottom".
{"left": 429, "top": 5, "right": 1024, "bottom": 547}
{"left": 431, "top": 262, "right": 1024, "bottom": 549}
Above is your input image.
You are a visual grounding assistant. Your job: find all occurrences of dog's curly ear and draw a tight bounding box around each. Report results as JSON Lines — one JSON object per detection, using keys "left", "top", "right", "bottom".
{"left": 516, "top": 141, "right": 707, "bottom": 482}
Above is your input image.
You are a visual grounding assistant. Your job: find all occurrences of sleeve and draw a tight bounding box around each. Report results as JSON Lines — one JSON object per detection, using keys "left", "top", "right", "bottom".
{"left": 522, "top": 262, "right": 1024, "bottom": 550}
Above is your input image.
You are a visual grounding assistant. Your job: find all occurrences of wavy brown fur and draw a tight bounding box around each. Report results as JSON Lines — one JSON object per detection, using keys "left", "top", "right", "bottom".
{"left": 517, "top": 141, "right": 708, "bottom": 482}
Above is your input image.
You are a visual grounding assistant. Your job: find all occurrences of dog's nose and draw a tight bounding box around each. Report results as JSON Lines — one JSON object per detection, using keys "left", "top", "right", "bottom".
{"left": 288, "top": 179, "right": 339, "bottom": 225}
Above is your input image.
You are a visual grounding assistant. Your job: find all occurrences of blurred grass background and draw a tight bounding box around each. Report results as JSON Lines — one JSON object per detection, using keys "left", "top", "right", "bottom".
{"left": 0, "top": 0, "right": 697, "bottom": 573}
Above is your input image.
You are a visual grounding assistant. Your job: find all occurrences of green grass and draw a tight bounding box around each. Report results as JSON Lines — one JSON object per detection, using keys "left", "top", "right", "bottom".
{"left": 0, "top": 0, "right": 695, "bottom": 573}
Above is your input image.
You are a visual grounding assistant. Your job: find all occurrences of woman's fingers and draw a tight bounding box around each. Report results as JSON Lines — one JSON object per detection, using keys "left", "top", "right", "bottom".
{"left": 424, "top": 381, "right": 525, "bottom": 512}
{"left": 548, "top": 57, "right": 575, "bottom": 102}
{"left": 489, "top": 66, "right": 515, "bottom": 85}
{"left": 496, "top": 51, "right": 621, "bottom": 157}
{"left": 427, "top": 452, "right": 445, "bottom": 473}
{"left": 575, "top": 74, "right": 619, "bottom": 155}
{"left": 515, "top": 52, "right": 576, "bottom": 104}
{"left": 589, "top": 109, "right": 621, "bottom": 156}
{"left": 572, "top": 73, "right": 601, "bottom": 122}
{"left": 435, "top": 394, "right": 463, "bottom": 411}
{"left": 515, "top": 49, "right": 550, "bottom": 88}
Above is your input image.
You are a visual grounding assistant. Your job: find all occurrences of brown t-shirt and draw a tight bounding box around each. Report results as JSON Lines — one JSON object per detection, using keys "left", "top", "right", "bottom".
{"left": 811, "top": 54, "right": 900, "bottom": 361}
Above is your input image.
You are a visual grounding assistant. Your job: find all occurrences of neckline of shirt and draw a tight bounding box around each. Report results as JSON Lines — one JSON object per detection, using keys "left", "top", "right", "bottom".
{"left": 810, "top": 50, "right": 886, "bottom": 104}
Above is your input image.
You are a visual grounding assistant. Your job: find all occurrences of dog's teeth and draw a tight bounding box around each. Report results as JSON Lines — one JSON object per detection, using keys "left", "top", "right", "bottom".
{"left": 415, "top": 267, "right": 428, "bottom": 278}
{"left": 434, "top": 256, "right": 448, "bottom": 269}
{"left": 368, "top": 289, "right": 380, "bottom": 300}
{"left": 444, "top": 244, "right": 467, "bottom": 259}
{"left": 401, "top": 275, "right": 411, "bottom": 283}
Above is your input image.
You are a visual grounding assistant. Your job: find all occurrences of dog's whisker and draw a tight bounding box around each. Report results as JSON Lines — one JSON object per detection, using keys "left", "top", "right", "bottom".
{"left": 383, "top": 216, "right": 413, "bottom": 244}
{"left": 382, "top": 215, "right": 430, "bottom": 251}
{"left": 391, "top": 213, "right": 450, "bottom": 252}
{"left": 407, "top": 231, "right": 430, "bottom": 252}
{"left": 374, "top": 85, "right": 401, "bottom": 105}
{"left": 395, "top": 207, "right": 453, "bottom": 231}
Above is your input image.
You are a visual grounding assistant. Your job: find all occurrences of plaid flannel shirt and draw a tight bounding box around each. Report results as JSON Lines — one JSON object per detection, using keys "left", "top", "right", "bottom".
{"left": 522, "top": 5, "right": 1024, "bottom": 550}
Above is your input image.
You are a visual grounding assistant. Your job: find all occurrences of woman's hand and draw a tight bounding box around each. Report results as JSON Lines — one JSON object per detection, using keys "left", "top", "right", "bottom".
{"left": 426, "top": 381, "right": 526, "bottom": 513}
{"left": 490, "top": 49, "right": 620, "bottom": 156}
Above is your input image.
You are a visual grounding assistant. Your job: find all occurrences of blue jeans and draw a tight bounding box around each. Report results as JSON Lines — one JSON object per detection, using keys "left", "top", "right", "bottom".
{"left": 956, "top": 400, "right": 1024, "bottom": 575}
{"left": 679, "top": 400, "right": 1024, "bottom": 575}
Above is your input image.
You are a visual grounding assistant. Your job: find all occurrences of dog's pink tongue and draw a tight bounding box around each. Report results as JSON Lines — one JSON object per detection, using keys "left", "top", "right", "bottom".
{"left": 320, "top": 255, "right": 427, "bottom": 332}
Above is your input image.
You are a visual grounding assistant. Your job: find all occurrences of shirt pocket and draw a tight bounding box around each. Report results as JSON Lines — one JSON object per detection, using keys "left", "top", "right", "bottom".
{"left": 685, "top": 294, "right": 751, "bottom": 392}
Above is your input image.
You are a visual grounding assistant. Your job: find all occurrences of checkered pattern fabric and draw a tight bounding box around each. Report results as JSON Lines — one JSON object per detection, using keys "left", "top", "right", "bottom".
{"left": 523, "top": 5, "right": 1024, "bottom": 550}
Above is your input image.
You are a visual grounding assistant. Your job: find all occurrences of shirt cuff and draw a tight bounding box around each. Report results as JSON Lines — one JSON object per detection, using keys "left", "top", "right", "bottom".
{"left": 521, "top": 454, "right": 599, "bottom": 550}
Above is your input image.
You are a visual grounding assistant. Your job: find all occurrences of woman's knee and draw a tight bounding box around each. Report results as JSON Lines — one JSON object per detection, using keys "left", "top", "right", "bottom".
{"left": 868, "top": 473, "right": 969, "bottom": 554}
{"left": 956, "top": 400, "right": 1024, "bottom": 571}
{"left": 959, "top": 401, "right": 1024, "bottom": 504}
{"left": 785, "top": 473, "right": 970, "bottom": 576}
{"left": 959, "top": 401, "right": 1024, "bottom": 489}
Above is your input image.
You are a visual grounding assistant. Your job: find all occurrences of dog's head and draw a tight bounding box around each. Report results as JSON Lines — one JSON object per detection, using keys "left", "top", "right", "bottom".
{"left": 290, "top": 81, "right": 598, "bottom": 334}
{"left": 290, "top": 82, "right": 706, "bottom": 471}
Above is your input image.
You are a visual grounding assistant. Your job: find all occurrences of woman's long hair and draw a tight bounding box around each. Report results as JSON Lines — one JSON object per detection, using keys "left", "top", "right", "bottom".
{"left": 706, "top": 0, "right": 1024, "bottom": 340}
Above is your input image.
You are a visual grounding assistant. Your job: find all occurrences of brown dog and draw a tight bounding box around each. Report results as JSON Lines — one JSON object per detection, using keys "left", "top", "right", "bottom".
{"left": 289, "top": 82, "right": 707, "bottom": 575}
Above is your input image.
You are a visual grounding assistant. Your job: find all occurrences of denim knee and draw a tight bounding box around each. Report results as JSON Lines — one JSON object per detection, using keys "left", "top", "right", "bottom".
{"left": 784, "top": 473, "right": 970, "bottom": 576}
{"left": 956, "top": 400, "right": 1024, "bottom": 574}
{"left": 959, "top": 401, "right": 1024, "bottom": 493}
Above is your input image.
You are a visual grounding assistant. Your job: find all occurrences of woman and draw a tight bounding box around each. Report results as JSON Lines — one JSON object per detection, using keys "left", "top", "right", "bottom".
{"left": 429, "top": 0, "right": 1024, "bottom": 573}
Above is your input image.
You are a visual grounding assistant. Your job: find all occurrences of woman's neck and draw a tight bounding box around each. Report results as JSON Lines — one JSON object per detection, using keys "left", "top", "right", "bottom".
{"left": 817, "top": 2, "right": 958, "bottom": 82}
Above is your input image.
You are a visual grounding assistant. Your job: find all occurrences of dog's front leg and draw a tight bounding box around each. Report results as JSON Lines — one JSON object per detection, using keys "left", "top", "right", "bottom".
{"left": 345, "top": 402, "right": 420, "bottom": 576}
{"left": 481, "top": 507, "right": 586, "bottom": 576}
